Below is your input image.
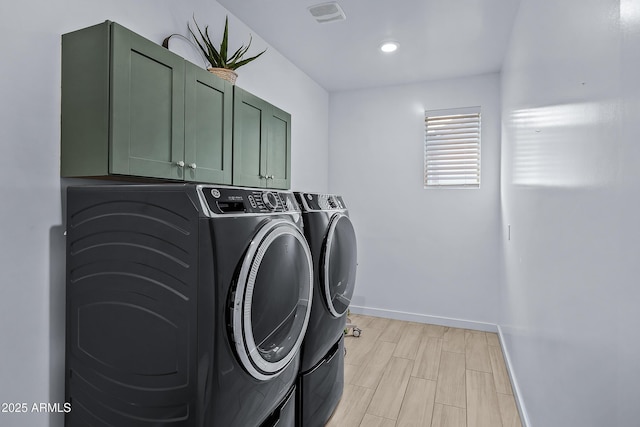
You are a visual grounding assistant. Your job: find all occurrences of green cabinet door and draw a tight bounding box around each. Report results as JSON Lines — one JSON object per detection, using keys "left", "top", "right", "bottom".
{"left": 233, "top": 88, "right": 268, "bottom": 188}
{"left": 233, "top": 87, "right": 291, "bottom": 189}
{"left": 110, "top": 22, "right": 186, "bottom": 180}
{"left": 265, "top": 105, "right": 291, "bottom": 190}
{"left": 184, "top": 63, "right": 233, "bottom": 184}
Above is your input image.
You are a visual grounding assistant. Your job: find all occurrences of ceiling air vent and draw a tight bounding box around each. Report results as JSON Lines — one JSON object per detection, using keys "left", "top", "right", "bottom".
{"left": 308, "top": 2, "right": 346, "bottom": 23}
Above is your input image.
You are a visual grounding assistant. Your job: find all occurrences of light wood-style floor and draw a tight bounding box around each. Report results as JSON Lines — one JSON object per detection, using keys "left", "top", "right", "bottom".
{"left": 326, "top": 314, "right": 523, "bottom": 427}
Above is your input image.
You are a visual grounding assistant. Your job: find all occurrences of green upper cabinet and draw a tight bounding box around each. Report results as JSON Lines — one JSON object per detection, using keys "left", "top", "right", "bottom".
{"left": 233, "top": 87, "right": 291, "bottom": 189}
{"left": 61, "top": 21, "right": 233, "bottom": 184}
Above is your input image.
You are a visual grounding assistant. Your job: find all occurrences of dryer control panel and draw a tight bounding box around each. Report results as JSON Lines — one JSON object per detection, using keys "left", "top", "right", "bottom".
{"left": 199, "top": 186, "right": 300, "bottom": 215}
{"left": 295, "top": 193, "right": 347, "bottom": 212}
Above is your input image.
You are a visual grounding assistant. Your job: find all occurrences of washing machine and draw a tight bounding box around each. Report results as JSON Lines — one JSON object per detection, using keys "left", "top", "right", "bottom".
{"left": 65, "top": 184, "right": 313, "bottom": 427}
{"left": 293, "top": 192, "right": 358, "bottom": 427}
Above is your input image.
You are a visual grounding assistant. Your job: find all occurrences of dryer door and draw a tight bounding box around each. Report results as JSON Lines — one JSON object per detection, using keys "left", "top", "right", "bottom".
{"left": 321, "top": 213, "right": 358, "bottom": 317}
{"left": 232, "top": 219, "right": 313, "bottom": 380}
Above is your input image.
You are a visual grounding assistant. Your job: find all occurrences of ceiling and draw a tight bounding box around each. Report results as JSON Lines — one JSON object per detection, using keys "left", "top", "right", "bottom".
{"left": 217, "top": 0, "right": 522, "bottom": 92}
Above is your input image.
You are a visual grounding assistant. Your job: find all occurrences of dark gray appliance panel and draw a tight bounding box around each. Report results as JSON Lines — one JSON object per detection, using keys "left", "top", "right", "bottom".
{"left": 65, "top": 187, "right": 200, "bottom": 426}
{"left": 297, "top": 336, "right": 345, "bottom": 427}
{"left": 259, "top": 385, "right": 296, "bottom": 427}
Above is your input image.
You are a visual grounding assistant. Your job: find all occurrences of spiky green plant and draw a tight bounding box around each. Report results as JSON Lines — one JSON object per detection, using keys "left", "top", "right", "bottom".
{"left": 189, "top": 16, "right": 266, "bottom": 70}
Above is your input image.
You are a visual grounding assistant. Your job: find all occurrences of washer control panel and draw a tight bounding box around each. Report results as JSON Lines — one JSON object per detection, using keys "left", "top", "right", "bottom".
{"left": 295, "top": 193, "right": 347, "bottom": 212}
{"left": 200, "top": 186, "right": 299, "bottom": 215}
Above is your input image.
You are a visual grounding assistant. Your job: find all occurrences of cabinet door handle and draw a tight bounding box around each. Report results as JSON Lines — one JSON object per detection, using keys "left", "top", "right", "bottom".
{"left": 176, "top": 161, "right": 185, "bottom": 168}
{"left": 188, "top": 163, "right": 197, "bottom": 170}
{"left": 269, "top": 175, "right": 275, "bottom": 180}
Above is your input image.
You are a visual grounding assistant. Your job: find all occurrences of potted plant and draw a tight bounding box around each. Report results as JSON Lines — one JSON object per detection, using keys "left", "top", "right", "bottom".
{"left": 189, "top": 16, "right": 266, "bottom": 84}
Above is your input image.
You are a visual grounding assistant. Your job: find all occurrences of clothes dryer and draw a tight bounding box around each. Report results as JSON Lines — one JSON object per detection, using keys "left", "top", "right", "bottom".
{"left": 65, "top": 184, "right": 313, "bottom": 427}
{"left": 294, "top": 192, "right": 358, "bottom": 427}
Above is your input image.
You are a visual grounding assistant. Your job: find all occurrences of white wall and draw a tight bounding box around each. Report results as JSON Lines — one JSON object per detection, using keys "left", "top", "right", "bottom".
{"left": 329, "top": 74, "right": 503, "bottom": 328}
{"left": 0, "top": 1, "right": 328, "bottom": 426}
{"left": 501, "top": 0, "right": 640, "bottom": 425}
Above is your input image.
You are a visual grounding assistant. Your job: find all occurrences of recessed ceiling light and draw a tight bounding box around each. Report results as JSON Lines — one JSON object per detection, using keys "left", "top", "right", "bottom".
{"left": 380, "top": 41, "right": 399, "bottom": 53}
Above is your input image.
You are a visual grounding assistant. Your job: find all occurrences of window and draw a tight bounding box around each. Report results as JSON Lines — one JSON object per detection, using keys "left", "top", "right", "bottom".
{"left": 424, "top": 107, "right": 481, "bottom": 188}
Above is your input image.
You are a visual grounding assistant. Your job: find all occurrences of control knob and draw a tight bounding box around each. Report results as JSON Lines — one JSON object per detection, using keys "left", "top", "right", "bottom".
{"left": 262, "top": 191, "right": 279, "bottom": 211}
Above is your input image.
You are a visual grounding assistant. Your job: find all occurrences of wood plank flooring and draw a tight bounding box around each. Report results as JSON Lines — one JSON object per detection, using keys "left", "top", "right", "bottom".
{"left": 327, "top": 314, "right": 523, "bottom": 427}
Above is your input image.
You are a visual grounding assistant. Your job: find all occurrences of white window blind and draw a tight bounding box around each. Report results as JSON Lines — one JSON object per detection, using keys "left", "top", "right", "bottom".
{"left": 424, "top": 107, "right": 481, "bottom": 188}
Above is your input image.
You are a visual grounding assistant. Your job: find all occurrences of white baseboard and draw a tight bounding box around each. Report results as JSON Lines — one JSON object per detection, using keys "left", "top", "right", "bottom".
{"left": 348, "top": 305, "right": 498, "bottom": 332}
{"left": 497, "top": 325, "right": 530, "bottom": 427}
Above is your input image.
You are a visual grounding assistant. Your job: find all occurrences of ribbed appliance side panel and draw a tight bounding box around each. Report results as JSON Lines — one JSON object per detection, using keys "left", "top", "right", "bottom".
{"left": 65, "top": 187, "right": 200, "bottom": 427}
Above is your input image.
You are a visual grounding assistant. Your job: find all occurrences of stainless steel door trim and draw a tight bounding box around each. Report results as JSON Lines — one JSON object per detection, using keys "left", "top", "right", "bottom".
{"left": 232, "top": 219, "right": 313, "bottom": 381}
{"left": 323, "top": 213, "right": 356, "bottom": 318}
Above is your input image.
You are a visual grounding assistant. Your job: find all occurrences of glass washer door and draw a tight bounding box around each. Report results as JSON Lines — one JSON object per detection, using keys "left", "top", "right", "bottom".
{"left": 322, "top": 213, "right": 357, "bottom": 317}
{"left": 232, "top": 219, "right": 313, "bottom": 381}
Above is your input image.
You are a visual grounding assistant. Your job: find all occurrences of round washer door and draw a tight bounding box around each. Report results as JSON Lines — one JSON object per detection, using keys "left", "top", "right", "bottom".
{"left": 232, "top": 219, "right": 313, "bottom": 381}
{"left": 322, "top": 213, "right": 357, "bottom": 317}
